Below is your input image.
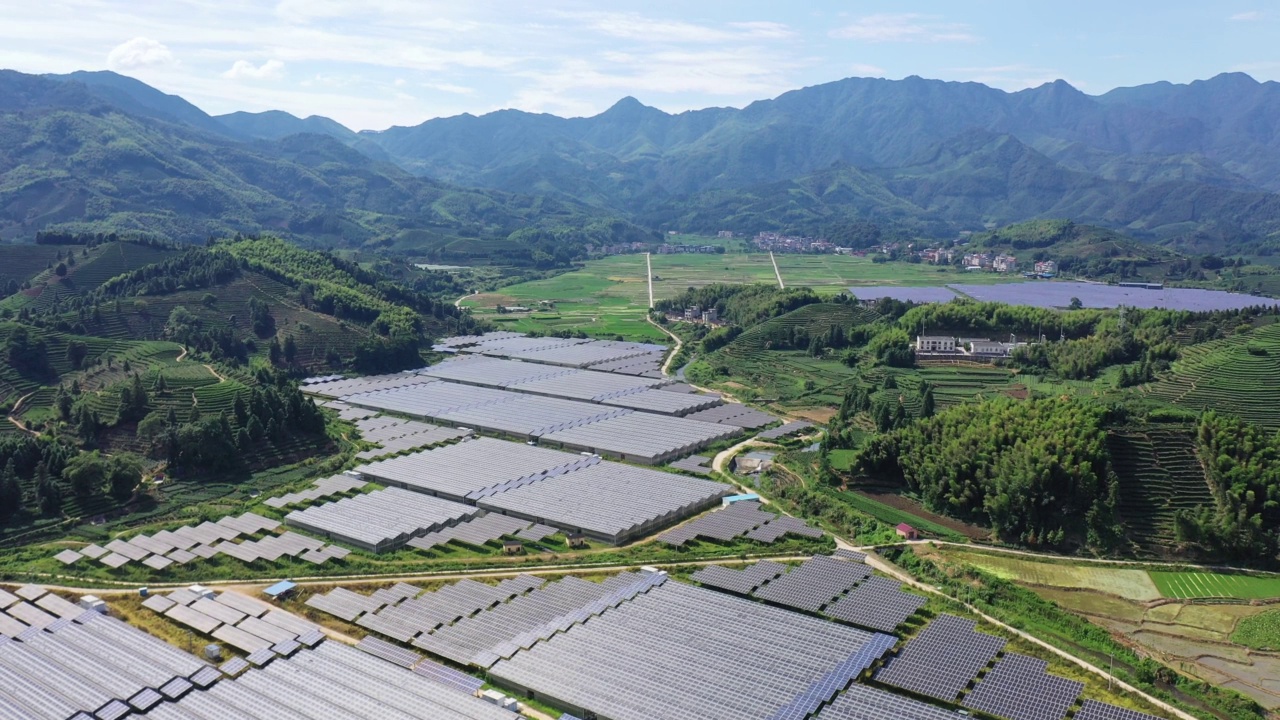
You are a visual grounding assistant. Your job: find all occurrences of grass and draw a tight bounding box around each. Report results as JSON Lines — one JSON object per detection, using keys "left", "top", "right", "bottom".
{"left": 1149, "top": 571, "right": 1280, "bottom": 600}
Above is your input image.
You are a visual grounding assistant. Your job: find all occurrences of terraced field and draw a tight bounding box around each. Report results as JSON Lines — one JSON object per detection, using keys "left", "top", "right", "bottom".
{"left": 15, "top": 242, "right": 178, "bottom": 312}
{"left": 915, "top": 364, "right": 1021, "bottom": 409}
{"left": 1108, "top": 427, "right": 1214, "bottom": 551}
{"left": 0, "top": 244, "right": 75, "bottom": 289}
{"left": 1144, "top": 323, "right": 1280, "bottom": 429}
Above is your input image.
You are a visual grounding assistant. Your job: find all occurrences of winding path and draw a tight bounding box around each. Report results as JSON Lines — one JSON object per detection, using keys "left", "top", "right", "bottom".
{"left": 454, "top": 290, "right": 479, "bottom": 309}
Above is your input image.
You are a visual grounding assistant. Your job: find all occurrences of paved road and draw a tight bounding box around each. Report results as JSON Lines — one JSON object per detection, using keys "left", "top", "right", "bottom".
{"left": 770, "top": 251, "right": 785, "bottom": 289}
{"left": 646, "top": 252, "right": 654, "bottom": 308}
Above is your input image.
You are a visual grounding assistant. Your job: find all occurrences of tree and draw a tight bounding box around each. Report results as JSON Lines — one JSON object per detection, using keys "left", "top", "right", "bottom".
{"left": 106, "top": 453, "right": 143, "bottom": 501}
{"left": 54, "top": 262, "right": 67, "bottom": 277}
{"left": 920, "top": 383, "right": 936, "bottom": 418}
{"left": 283, "top": 334, "right": 297, "bottom": 364}
{"left": 63, "top": 452, "right": 107, "bottom": 497}
{"left": 0, "top": 459, "right": 21, "bottom": 522}
{"left": 1068, "top": 297, "right": 1084, "bottom": 310}
{"left": 35, "top": 464, "right": 61, "bottom": 517}
{"left": 268, "top": 337, "right": 282, "bottom": 366}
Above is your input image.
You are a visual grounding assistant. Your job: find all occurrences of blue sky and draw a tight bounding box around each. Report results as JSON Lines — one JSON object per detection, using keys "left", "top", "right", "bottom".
{"left": 2, "top": 1, "right": 1277, "bottom": 130}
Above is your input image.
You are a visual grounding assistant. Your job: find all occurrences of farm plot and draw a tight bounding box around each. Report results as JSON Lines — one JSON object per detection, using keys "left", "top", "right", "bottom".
{"left": 936, "top": 548, "right": 1163, "bottom": 601}
{"left": 1150, "top": 571, "right": 1280, "bottom": 600}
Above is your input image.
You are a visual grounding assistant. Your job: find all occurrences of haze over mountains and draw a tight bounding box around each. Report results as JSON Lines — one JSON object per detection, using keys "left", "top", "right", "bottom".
{"left": 5, "top": 68, "right": 1280, "bottom": 254}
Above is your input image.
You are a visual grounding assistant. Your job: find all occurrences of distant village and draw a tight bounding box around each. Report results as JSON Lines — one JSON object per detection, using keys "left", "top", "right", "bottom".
{"left": 588, "top": 232, "right": 1059, "bottom": 279}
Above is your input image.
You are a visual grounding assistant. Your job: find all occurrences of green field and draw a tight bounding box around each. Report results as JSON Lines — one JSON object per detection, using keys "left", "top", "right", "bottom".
{"left": 937, "top": 548, "right": 1163, "bottom": 601}
{"left": 1107, "top": 427, "right": 1214, "bottom": 551}
{"left": 1231, "top": 608, "right": 1280, "bottom": 650}
{"left": 1150, "top": 571, "right": 1280, "bottom": 600}
{"left": 467, "top": 252, "right": 1024, "bottom": 340}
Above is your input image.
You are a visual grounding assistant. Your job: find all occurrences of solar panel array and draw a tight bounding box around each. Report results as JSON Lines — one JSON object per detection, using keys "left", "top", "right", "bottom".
{"left": 538, "top": 411, "right": 740, "bottom": 464}
{"left": 263, "top": 474, "right": 367, "bottom": 509}
{"left": 301, "top": 371, "right": 437, "bottom": 399}
{"left": 823, "top": 575, "right": 926, "bottom": 633}
{"left": 587, "top": 352, "right": 665, "bottom": 377}
{"left": 306, "top": 576, "right": 547, "bottom": 641}
{"left": 285, "top": 487, "right": 480, "bottom": 552}
{"left": 691, "top": 561, "right": 787, "bottom": 594}
{"left": 816, "top": 684, "right": 962, "bottom": 720}
{"left": 875, "top": 614, "right": 1007, "bottom": 702}
{"left": 56, "top": 512, "right": 331, "bottom": 571}
{"left": 683, "top": 403, "right": 779, "bottom": 429}
{"left": 962, "top": 652, "right": 1084, "bottom": 720}
{"left": 657, "top": 500, "right": 822, "bottom": 546}
{"left": 833, "top": 548, "right": 868, "bottom": 563}
{"left": 752, "top": 556, "right": 873, "bottom": 613}
{"left": 414, "top": 574, "right": 649, "bottom": 667}
{"left": 489, "top": 579, "right": 897, "bottom": 720}
{"left": 1074, "top": 700, "right": 1166, "bottom": 720}
{"left": 354, "top": 437, "right": 595, "bottom": 503}
{"left": 441, "top": 334, "right": 667, "bottom": 370}
{"left": 476, "top": 463, "right": 732, "bottom": 543}
{"left": 407, "top": 513, "right": 533, "bottom": 551}
{"left": 758, "top": 420, "right": 816, "bottom": 439}
{"left": 668, "top": 454, "right": 713, "bottom": 474}
{"left": 436, "top": 394, "right": 635, "bottom": 439}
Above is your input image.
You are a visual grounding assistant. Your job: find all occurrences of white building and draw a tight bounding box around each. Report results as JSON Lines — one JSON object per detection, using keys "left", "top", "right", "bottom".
{"left": 916, "top": 336, "right": 957, "bottom": 353}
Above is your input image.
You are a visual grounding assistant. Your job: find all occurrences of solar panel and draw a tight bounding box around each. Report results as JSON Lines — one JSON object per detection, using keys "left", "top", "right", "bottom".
{"left": 752, "top": 556, "right": 872, "bottom": 613}
{"left": 962, "top": 652, "right": 1084, "bottom": 720}
{"left": 1074, "top": 700, "right": 1166, "bottom": 720}
{"left": 823, "top": 576, "right": 925, "bottom": 633}
{"left": 354, "top": 635, "right": 424, "bottom": 669}
{"left": 874, "top": 614, "right": 1007, "bottom": 702}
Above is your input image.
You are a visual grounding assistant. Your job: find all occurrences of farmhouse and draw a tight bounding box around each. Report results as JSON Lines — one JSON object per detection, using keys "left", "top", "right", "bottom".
{"left": 969, "top": 340, "right": 1019, "bottom": 357}
{"left": 896, "top": 523, "right": 919, "bottom": 540}
{"left": 915, "top": 335, "right": 957, "bottom": 353}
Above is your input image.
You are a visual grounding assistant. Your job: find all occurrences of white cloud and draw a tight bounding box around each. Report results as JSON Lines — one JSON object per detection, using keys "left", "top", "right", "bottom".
{"left": 223, "top": 59, "right": 285, "bottom": 80}
{"left": 1229, "top": 11, "right": 1263, "bottom": 21}
{"left": 849, "top": 63, "right": 886, "bottom": 76}
{"left": 572, "top": 12, "right": 794, "bottom": 43}
{"left": 830, "top": 14, "right": 977, "bottom": 43}
{"left": 106, "top": 37, "right": 174, "bottom": 70}
{"left": 424, "top": 81, "right": 475, "bottom": 95}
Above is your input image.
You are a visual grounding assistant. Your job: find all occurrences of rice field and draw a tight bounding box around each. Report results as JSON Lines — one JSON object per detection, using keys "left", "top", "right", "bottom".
{"left": 1150, "top": 571, "right": 1280, "bottom": 600}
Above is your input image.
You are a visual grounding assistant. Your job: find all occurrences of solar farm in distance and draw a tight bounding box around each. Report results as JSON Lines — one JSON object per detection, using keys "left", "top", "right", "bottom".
{"left": 849, "top": 281, "right": 1280, "bottom": 311}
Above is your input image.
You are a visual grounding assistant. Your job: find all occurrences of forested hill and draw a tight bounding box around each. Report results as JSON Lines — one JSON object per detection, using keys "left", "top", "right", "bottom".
{"left": 0, "top": 70, "right": 650, "bottom": 261}
{"left": 360, "top": 73, "right": 1280, "bottom": 247}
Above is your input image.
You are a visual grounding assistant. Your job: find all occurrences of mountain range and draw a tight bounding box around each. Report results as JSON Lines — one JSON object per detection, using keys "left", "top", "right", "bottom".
{"left": 5, "top": 69, "right": 1280, "bottom": 254}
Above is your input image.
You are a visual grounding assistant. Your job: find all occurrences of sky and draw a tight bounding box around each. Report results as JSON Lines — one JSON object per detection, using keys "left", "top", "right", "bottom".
{"left": 2, "top": 1, "right": 1278, "bottom": 131}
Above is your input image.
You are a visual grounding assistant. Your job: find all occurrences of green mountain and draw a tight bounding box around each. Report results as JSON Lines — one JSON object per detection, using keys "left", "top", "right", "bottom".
{"left": 0, "top": 70, "right": 648, "bottom": 263}
{"left": 215, "top": 110, "right": 354, "bottom": 141}
{"left": 361, "top": 73, "right": 1280, "bottom": 247}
